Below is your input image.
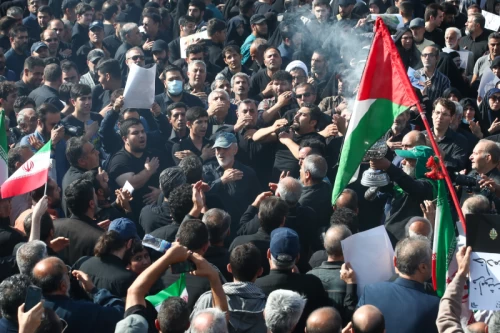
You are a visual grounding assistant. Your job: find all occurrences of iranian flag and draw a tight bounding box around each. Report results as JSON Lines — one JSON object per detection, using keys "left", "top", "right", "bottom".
{"left": 432, "top": 179, "right": 457, "bottom": 297}
{"left": 331, "top": 17, "right": 419, "bottom": 203}
{"left": 0, "top": 112, "right": 8, "bottom": 186}
{"left": 145, "top": 273, "right": 188, "bottom": 311}
{"left": 1, "top": 140, "right": 51, "bottom": 199}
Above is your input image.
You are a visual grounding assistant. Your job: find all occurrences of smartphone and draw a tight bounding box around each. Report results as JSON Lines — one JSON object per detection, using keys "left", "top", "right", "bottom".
{"left": 171, "top": 260, "right": 197, "bottom": 274}
{"left": 24, "top": 285, "right": 42, "bottom": 312}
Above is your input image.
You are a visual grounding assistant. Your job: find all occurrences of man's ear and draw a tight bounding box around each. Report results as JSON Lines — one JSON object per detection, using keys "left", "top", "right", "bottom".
{"left": 267, "top": 248, "right": 271, "bottom": 260}
{"left": 227, "top": 263, "right": 232, "bottom": 274}
{"left": 155, "top": 319, "right": 161, "bottom": 331}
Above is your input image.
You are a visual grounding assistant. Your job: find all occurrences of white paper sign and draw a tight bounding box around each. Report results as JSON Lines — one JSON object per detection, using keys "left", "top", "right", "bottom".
{"left": 469, "top": 251, "right": 500, "bottom": 311}
{"left": 482, "top": 11, "right": 500, "bottom": 32}
{"left": 442, "top": 47, "right": 469, "bottom": 70}
{"left": 341, "top": 226, "right": 395, "bottom": 295}
{"left": 123, "top": 64, "right": 156, "bottom": 109}
{"left": 180, "top": 31, "right": 208, "bottom": 58}
{"left": 369, "top": 14, "right": 404, "bottom": 29}
{"left": 123, "top": 180, "right": 134, "bottom": 194}
{"left": 478, "top": 67, "right": 500, "bottom": 98}
{"left": 407, "top": 67, "right": 425, "bottom": 90}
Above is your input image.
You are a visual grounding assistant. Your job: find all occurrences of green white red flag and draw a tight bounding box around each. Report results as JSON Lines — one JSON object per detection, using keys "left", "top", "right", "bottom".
{"left": 331, "top": 17, "right": 419, "bottom": 203}
{"left": 1, "top": 140, "right": 51, "bottom": 198}
{"left": 145, "top": 273, "right": 188, "bottom": 311}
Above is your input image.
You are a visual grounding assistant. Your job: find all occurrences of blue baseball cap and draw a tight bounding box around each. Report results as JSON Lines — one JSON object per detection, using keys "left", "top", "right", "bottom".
{"left": 213, "top": 132, "right": 237, "bottom": 149}
{"left": 89, "top": 21, "right": 104, "bottom": 30}
{"left": 109, "top": 218, "right": 139, "bottom": 240}
{"left": 270, "top": 228, "right": 300, "bottom": 264}
{"left": 31, "top": 42, "right": 48, "bottom": 53}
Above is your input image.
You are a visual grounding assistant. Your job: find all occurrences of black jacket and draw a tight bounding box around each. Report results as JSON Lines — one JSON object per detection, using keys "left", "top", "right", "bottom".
{"left": 53, "top": 215, "right": 104, "bottom": 265}
{"left": 307, "top": 261, "right": 357, "bottom": 324}
{"left": 77, "top": 254, "right": 136, "bottom": 298}
{"left": 139, "top": 201, "right": 173, "bottom": 234}
{"left": 299, "top": 181, "right": 333, "bottom": 234}
{"left": 255, "top": 269, "right": 330, "bottom": 333}
{"left": 229, "top": 228, "right": 271, "bottom": 276}
{"left": 61, "top": 166, "right": 87, "bottom": 216}
{"left": 28, "top": 85, "right": 64, "bottom": 111}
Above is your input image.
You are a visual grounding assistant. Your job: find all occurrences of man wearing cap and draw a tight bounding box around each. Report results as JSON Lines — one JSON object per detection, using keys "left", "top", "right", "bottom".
{"left": 76, "top": 21, "right": 110, "bottom": 74}
{"left": 76, "top": 218, "right": 138, "bottom": 298}
{"left": 336, "top": 0, "right": 361, "bottom": 26}
{"left": 152, "top": 40, "right": 170, "bottom": 73}
{"left": 30, "top": 42, "right": 49, "bottom": 58}
{"left": 203, "top": 132, "right": 262, "bottom": 232}
{"left": 255, "top": 227, "right": 329, "bottom": 333}
{"left": 80, "top": 49, "right": 105, "bottom": 88}
{"left": 410, "top": 18, "right": 434, "bottom": 53}
{"left": 369, "top": 146, "right": 436, "bottom": 246}
{"left": 472, "top": 33, "right": 500, "bottom": 84}
{"left": 241, "top": 14, "right": 268, "bottom": 67}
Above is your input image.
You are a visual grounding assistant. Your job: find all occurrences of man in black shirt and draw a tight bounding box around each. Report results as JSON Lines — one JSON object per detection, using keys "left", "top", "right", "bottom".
{"left": 424, "top": 4, "right": 445, "bottom": 48}
{"left": 203, "top": 132, "right": 261, "bottom": 235}
{"left": 168, "top": 15, "right": 197, "bottom": 65}
{"left": 172, "top": 106, "right": 214, "bottom": 164}
{"left": 114, "top": 23, "right": 143, "bottom": 79}
{"left": 249, "top": 47, "right": 282, "bottom": 101}
{"left": 103, "top": 22, "right": 123, "bottom": 58}
{"left": 202, "top": 208, "right": 232, "bottom": 281}
{"left": 139, "top": 167, "right": 186, "bottom": 234}
{"left": 206, "top": 18, "right": 226, "bottom": 69}
{"left": 71, "top": 3, "right": 93, "bottom": 53}
{"left": 253, "top": 103, "right": 326, "bottom": 181}
{"left": 459, "top": 13, "right": 490, "bottom": 63}
{"left": 106, "top": 118, "right": 163, "bottom": 220}
{"left": 28, "top": 63, "right": 64, "bottom": 111}
{"left": 15, "top": 56, "right": 45, "bottom": 97}
{"left": 93, "top": 59, "right": 122, "bottom": 113}
{"left": 5, "top": 26, "right": 29, "bottom": 81}
{"left": 0, "top": 198, "right": 27, "bottom": 257}
{"left": 61, "top": 137, "right": 100, "bottom": 216}
{"left": 218, "top": 45, "right": 252, "bottom": 83}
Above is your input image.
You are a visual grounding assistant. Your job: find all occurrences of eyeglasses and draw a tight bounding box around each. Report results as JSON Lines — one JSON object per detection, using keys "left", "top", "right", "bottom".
{"left": 127, "top": 55, "right": 144, "bottom": 61}
{"left": 490, "top": 95, "right": 500, "bottom": 102}
{"left": 44, "top": 38, "right": 58, "bottom": 42}
{"left": 433, "top": 111, "right": 452, "bottom": 117}
{"left": 421, "top": 53, "right": 436, "bottom": 58}
{"left": 296, "top": 92, "right": 312, "bottom": 99}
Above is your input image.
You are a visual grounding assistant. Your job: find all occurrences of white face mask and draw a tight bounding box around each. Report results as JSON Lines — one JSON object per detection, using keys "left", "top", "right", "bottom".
{"left": 167, "top": 80, "right": 183, "bottom": 96}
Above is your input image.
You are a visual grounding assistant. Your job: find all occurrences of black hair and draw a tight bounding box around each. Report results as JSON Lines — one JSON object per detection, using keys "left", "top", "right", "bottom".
{"left": 179, "top": 15, "right": 196, "bottom": 26}
{"left": 37, "top": 5, "right": 53, "bottom": 15}
{"left": 14, "top": 96, "right": 36, "bottom": 113}
{"left": 271, "top": 70, "right": 293, "bottom": 83}
{"left": 24, "top": 212, "right": 54, "bottom": 241}
{"left": 168, "top": 184, "right": 193, "bottom": 223}
{"left": 299, "top": 139, "right": 326, "bottom": 157}
{"left": 9, "top": 25, "right": 28, "bottom": 39}
{"left": 64, "top": 179, "right": 95, "bottom": 216}
{"left": 0, "top": 274, "right": 33, "bottom": 322}
{"left": 59, "top": 82, "right": 73, "bottom": 103}
{"left": 186, "top": 106, "right": 208, "bottom": 122}
{"left": 96, "top": 59, "right": 121, "bottom": 80}
{"left": 43, "top": 63, "right": 62, "bottom": 82}
{"left": 75, "top": 2, "right": 93, "bottom": 15}
{"left": 143, "top": 11, "right": 161, "bottom": 24}
{"left": 157, "top": 297, "right": 190, "bottom": 333}
{"left": 330, "top": 207, "right": 359, "bottom": 234}
{"left": 230, "top": 243, "right": 261, "bottom": 281}
{"left": 60, "top": 60, "right": 79, "bottom": 74}
{"left": 206, "top": 18, "right": 226, "bottom": 36}
{"left": 102, "top": 0, "right": 119, "bottom": 20}
{"left": 36, "top": 103, "right": 59, "bottom": 123}
{"left": 188, "top": 0, "right": 206, "bottom": 12}
{"left": 7, "top": 145, "right": 31, "bottom": 175}
{"left": 119, "top": 118, "right": 143, "bottom": 137}
{"left": 70, "top": 83, "right": 91, "bottom": 100}
{"left": 178, "top": 156, "right": 203, "bottom": 183}
{"left": 94, "top": 230, "right": 126, "bottom": 257}
{"left": 0, "top": 82, "right": 16, "bottom": 100}
{"left": 166, "top": 102, "right": 188, "bottom": 118}
{"left": 185, "top": 44, "right": 205, "bottom": 57}
{"left": 222, "top": 45, "right": 240, "bottom": 58}
{"left": 239, "top": 0, "right": 254, "bottom": 13}
{"left": 31, "top": 179, "right": 56, "bottom": 203}
{"left": 65, "top": 137, "right": 90, "bottom": 167}
{"left": 24, "top": 56, "right": 45, "bottom": 71}
{"left": 159, "top": 167, "right": 187, "bottom": 198}
{"left": 258, "top": 197, "right": 288, "bottom": 234}
{"left": 176, "top": 219, "right": 209, "bottom": 250}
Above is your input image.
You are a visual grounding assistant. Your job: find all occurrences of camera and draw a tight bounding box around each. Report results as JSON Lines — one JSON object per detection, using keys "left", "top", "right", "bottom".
{"left": 452, "top": 172, "right": 492, "bottom": 198}
{"left": 56, "top": 123, "right": 83, "bottom": 137}
{"left": 275, "top": 120, "right": 299, "bottom": 134}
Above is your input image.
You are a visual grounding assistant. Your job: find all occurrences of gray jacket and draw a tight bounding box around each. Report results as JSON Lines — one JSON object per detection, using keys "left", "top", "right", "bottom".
{"left": 191, "top": 282, "right": 267, "bottom": 333}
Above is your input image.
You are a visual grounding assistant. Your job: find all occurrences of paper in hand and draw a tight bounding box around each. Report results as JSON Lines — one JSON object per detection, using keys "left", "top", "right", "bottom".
{"left": 123, "top": 64, "right": 156, "bottom": 109}
{"left": 123, "top": 181, "right": 135, "bottom": 195}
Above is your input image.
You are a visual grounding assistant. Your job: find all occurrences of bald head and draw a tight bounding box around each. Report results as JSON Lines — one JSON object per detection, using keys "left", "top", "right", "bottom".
{"left": 352, "top": 305, "right": 385, "bottom": 333}
{"left": 32, "top": 257, "right": 68, "bottom": 295}
{"left": 190, "top": 308, "right": 228, "bottom": 333}
{"left": 467, "top": 322, "right": 487, "bottom": 333}
{"left": 334, "top": 188, "right": 358, "bottom": 212}
{"left": 402, "top": 130, "right": 426, "bottom": 148}
{"left": 324, "top": 224, "right": 352, "bottom": 259}
{"left": 406, "top": 217, "right": 433, "bottom": 240}
{"left": 306, "top": 307, "right": 342, "bottom": 333}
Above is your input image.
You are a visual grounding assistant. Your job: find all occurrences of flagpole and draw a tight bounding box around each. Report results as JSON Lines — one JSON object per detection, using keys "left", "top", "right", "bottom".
{"left": 415, "top": 103, "right": 467, "bottom": 234}
{"left": 44, "top": 180, "right": 47, "bottom": 196}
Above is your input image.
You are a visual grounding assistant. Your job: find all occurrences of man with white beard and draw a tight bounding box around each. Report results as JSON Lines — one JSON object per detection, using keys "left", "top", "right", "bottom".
{"left": 203, "top": 132, "right": 262, "bottom": 241}
{"left": 369, "top": 145, "right": 436, "bottom": 246}
{"left": 444, "top": 27, "right": 474, "bottom": 76}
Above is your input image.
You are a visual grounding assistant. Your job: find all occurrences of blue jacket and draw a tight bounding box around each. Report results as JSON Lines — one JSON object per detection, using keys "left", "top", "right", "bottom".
{"left": 358, "top": 277, "right": 439, "bottom": 333}
{"left": 43, "top": 289, "right": 124, "bottom": 333}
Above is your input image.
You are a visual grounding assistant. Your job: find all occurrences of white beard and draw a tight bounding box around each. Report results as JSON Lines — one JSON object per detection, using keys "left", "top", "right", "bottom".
{"left": 403, "top": 163, "right": 416, "bottom": 178}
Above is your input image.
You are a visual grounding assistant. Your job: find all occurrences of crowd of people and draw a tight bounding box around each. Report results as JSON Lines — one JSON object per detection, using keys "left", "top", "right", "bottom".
{"left": 0, "top": 0, "right": 500, "bottom": 331}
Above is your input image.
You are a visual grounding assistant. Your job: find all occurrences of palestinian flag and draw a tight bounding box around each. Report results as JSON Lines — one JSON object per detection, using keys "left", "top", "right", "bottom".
{"left": 1, "top": 140, "right": 51, "bottom": 199}
{"left": 432, "top": 178, "right": 457, "bottom": 297}
{"left": 145, "top": 273, "right": 188, "bottom": 311}
{"left": 331, "top": 17, "right": 419, "bottom": 203}
{"left": 0, "top": 112, "right": 8, "bottom": 186}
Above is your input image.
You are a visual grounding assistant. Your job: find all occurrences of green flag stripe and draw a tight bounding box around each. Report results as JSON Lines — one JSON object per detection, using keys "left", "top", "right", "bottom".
{"left": 0, "top": 112, "right": 8, "bottom": 163}
{"left": 145, "top": 273, "right": 185, "bottom": 306}
{"left": 332, "top": 98, "right": 409, "bottom": 203}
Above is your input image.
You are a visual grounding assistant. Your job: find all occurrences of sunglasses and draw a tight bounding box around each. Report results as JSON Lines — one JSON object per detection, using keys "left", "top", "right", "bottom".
{"left": 128, "top": 55, "right": 144, "bottom": 61}
{"left": 296, "top": 92, "right": 312, "bottom": 99}
{"left": 44, "top": 38, "right": 58, "bottom": 42}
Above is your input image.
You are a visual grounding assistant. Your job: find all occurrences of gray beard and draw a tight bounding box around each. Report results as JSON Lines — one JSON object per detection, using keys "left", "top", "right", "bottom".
{"left": 403, "top": 163, "right": 416, "bottom": 178}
